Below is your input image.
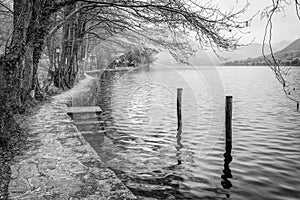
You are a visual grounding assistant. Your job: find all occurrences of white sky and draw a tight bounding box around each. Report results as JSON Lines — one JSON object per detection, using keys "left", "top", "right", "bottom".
{"left": 209, "top": 0, "right": 300, "bottom": 43}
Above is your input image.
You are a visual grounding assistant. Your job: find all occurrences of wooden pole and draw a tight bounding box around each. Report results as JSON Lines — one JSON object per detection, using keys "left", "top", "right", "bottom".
{"left": 177, "top": 88, "right": 183, "bottom": 131}
{"left": 225, "top": 96, "right": 233, "bottom": 152}
{"left": 297, "top": 102, "right": 299, "bottom": 112}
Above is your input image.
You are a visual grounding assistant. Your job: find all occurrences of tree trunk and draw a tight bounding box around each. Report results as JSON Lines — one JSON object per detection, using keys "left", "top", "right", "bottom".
{"left": 44, "top": 14, "right": 58, "bottom": 91}
{"left": 0, "top": 1, "right": 31, "bottom": 144}
{"left": 0, "top": 0, "right": 60, "bottom": 143}
{"left": 55, "top": 3, "right": 86, "bottom": 89}
{"left": 21, "top": 42, "right": 34, "bottom": 103}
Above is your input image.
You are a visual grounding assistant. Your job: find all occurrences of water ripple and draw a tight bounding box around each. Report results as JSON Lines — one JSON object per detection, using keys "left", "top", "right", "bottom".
{"left": 81, "top": 66, "right": 300, "bottom": 200}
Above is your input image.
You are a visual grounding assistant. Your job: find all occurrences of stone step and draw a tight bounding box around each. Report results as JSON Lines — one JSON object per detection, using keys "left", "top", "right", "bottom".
{"left": 76, "top": 125, "right": 105, "bottom": 132}
{"left": 79, "top": 130, "right": 107, "bottom": 135}
{"left": 73, "top": 121, "right": 104, "bottom": 126}
{"left": 72, "top": 114, "right": 101, "bottom": 120}
{"left": 66, "top": 106, "right": 102, "bottom": 118}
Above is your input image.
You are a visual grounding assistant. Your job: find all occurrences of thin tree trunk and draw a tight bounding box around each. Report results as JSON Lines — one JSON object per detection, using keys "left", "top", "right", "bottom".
{"left": 56, "top": 2, "right": 87, "bottom": 89}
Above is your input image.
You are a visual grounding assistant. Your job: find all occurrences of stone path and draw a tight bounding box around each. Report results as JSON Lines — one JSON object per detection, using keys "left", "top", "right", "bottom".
{"left": 8, "top": 75, "right": 136, "bottom": 200}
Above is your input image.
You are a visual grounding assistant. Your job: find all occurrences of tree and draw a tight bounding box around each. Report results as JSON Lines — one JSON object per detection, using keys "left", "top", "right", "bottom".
{"left": 0, "top": 0, "right": 76, "bottom": 145}
{"left": 0, "top": 0, "right": 250, "bottom": 144}
{"left": 52, "top": 0, "right": 252, "bottom": 89}
{"left": 262, "top": 0, "right": 300, "bottom": 106}
{"left": 0, "top": 0, "right": 12, "bottom": 53}
{"left": 54, "top": 3, "right": 86, "bottom": 89}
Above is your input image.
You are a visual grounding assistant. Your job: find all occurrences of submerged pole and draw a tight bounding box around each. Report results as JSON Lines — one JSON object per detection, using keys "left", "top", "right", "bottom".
{"left": 225, "top": 96, "right": 233, "bottom": 152}
{"left": 177, "top": 88, "right": 183, "bottom": 131}
{"left": 297, "top": 102, "right": 299, "bottom": 112}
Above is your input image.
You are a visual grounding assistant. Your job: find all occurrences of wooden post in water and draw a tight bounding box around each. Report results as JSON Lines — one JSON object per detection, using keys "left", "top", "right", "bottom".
{"left": 177, "top": 88, "right": 183, "bottom": 131}
{"left": 297, "top": 102, "right": 299, "bottom": 112}
{"left": 225, "top": 96, "right": 233, "bottom": 152}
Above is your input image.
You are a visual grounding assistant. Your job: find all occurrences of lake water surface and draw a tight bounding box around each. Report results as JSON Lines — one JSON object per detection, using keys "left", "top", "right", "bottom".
{"left": 81, "top": 62, "right": 300, "bottom": 200}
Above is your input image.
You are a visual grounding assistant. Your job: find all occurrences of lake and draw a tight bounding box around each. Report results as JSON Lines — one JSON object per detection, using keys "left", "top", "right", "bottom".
{"left": 79, "top": 61, "right": 300, "bottom": 200}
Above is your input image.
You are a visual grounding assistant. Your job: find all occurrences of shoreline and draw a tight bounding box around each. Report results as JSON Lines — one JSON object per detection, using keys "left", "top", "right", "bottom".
{"left": 7, "top": 74, "right": 136, "bottom": 200}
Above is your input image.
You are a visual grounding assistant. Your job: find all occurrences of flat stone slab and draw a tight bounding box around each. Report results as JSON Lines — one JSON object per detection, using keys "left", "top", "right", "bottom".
{"left": 86, "top": 68, "right": 135, "bottom": 74}
{"left": 73, "top": 121, "right": 104, "bottom": 126}
{"left": 104, "top": 68, "right": 135, "bottom": 71}
{"left": 80, "top": 130, "right": 107, "bottom": 135}
{"left": 66, "top": 106, "right": 102, "bottom": 115}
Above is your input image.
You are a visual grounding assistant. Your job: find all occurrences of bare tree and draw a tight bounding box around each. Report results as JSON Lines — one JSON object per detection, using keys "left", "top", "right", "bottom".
{"left": 262, "top": 0, "right": 300, "bottom": 108}
{"left": 0, "top": 0, "right": 250, "bottom": 144}
{"left": 49, "top": 0, "right": 252, "bottom": 89}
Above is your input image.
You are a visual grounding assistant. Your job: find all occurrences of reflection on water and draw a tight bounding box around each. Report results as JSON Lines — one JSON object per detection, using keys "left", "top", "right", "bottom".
{"left": 77, "top": 66, "right": 300, "bottom": 200}
{"left": 221, "top": 145, "right": 233, "bottom": 190}
{"left": 176, "top": 128, "right": 183, "bottom": 165}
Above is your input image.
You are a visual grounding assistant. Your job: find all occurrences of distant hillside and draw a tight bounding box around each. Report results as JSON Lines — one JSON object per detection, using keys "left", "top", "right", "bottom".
{"left": 278, "top": 38, "right": 300, "bottom": 53}
{"left": 189, "top": 43, "right": 277, "bottom": 66}
{"left": 272, "top": 40, "right": 291, "bottom": 51}
{"left": 223, "top": 38, "right": 300, "bottom": 66}
{"left": 154, "top": 40, "right": 294, "bottom": 67}
{"left": 220, "top": 43, "right": 276, "bottom": 62}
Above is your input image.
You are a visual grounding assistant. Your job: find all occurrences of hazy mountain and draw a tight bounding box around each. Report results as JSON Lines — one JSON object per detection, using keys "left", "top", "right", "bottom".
{"left": 223, "top": 38, "right": 300, "bottom": 66}
{"left": 277, "top": 38, "right": 300, "bottom": 53}
{"left": 154, "top": 40, "right": 294, "bottom": 67}
{"left": 189, "top": 43, "right": 276, "bottom": 66}
{"left": 220, "top": 43, "right": 276, "bottom": 62}
{"left": 272, "top": 40, "right": 291, "bottom": 51}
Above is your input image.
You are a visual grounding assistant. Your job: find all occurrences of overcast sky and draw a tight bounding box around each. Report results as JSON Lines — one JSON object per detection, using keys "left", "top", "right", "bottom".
{"left": 210, "top": 0, "right": 300, "bottom": 44}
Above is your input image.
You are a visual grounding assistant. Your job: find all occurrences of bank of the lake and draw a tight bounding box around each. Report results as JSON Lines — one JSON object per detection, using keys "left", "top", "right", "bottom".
{"left": 7, "top": 74, "right": 136, "bottom": 200}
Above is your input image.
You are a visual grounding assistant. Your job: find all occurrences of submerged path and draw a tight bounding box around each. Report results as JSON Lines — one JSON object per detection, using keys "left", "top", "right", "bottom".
{"left": 8, "top": 75, "right": 136, "bottom": 200}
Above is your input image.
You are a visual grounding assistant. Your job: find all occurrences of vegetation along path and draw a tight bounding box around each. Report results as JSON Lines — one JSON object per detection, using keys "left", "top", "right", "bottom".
{"left": 8, "top": 75, "right": 136, "bottom": 200}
